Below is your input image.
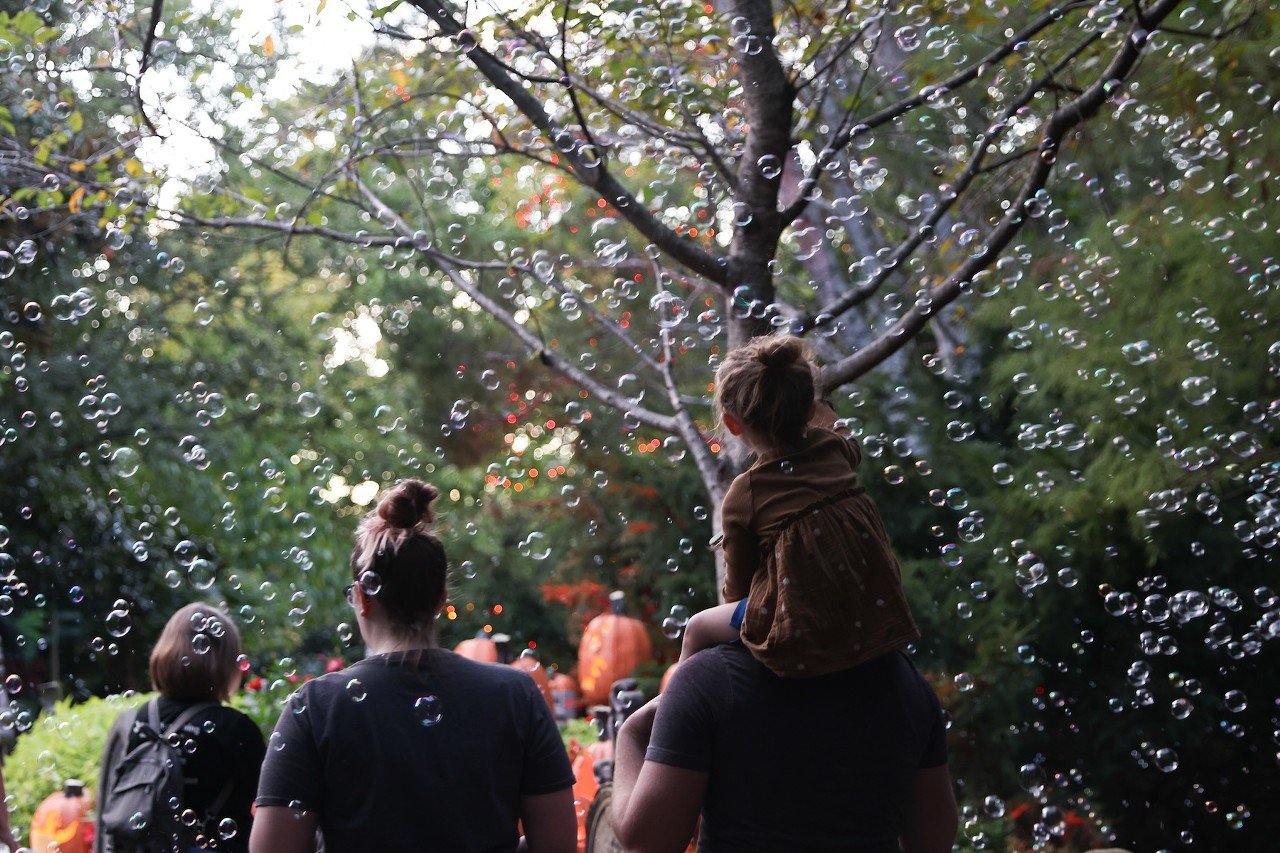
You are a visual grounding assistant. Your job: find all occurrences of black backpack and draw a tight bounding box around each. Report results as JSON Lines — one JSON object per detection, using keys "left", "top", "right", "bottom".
{"left": 99, "top": 700, "right": 234, "bottom": 852}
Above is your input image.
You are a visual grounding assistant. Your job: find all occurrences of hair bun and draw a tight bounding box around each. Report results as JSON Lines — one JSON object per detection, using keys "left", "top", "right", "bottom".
{"left": 377, "top": 479, "right": 440, "bottom": 529}
{"left": 756, "top": 336, "right": 803, "bottom": 369}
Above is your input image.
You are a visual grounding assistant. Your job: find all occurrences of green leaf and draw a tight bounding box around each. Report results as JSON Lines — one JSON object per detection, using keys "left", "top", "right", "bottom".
{"left": 68, "top": 110, "right": 84, "bottom": 133}
{"left": 13, "top": 10, "right": 44, "bottom": 36}
{"left": 372, "top": 0, "right": 404, "bottom": 18}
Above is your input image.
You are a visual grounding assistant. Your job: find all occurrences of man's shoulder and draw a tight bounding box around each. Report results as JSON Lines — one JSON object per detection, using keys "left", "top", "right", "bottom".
{"left": 671, "top": 645, "right": 756, "bottom": 693}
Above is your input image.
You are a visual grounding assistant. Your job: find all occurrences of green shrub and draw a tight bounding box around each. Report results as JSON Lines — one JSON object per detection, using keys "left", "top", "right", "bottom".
{"left": 629, "top": 660, "right": 669, "bottom": 702}
{"left": 560, "top": 716, "right": 599, "bottom": 751}
{"left": 230, "top": 677, "right": 295, "bottom": 740}
{"left": 4, "top": 693, "right": 148, "bottom": 837}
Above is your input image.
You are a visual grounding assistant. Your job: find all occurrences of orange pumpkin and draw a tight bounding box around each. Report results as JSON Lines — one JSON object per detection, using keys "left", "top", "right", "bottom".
{"left": 570, "top": 737, "right": 613, "bottom": 852}
{"left": 659, "top": 661, "right": 679, "bottom": 694}
{"left": 29, "top": 780, "right": 95, "bottom": 853}
{"left": 577, "top": 591, "right": 652, "bottom": 706}
{"left": 510, "top": 653, "right": 555, "bottom": 712}
{"left": 454, "top": 633, "right": 498, "bottom": 663}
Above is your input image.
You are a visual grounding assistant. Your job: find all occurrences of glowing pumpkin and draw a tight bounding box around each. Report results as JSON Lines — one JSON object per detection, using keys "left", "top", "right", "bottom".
{"left": 454, "top": 632, "right": 498, "bottom": 663}
{"left": 577, "top": 591, "right": 652, "bottom": 706}
{"left": 29, "top": 780, "right": 94, "bottom": 853}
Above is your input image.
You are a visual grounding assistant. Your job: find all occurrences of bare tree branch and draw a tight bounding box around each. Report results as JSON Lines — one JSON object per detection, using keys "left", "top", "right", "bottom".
{"left": 405, "top": 0, "right": 728, "bottom": 285}
{"left": 821, "top": 0, "right": 1186, "bottom": 391}
{"left": 720, "top": 0, "right": 798, "bottom": 347}
{"left": 133, "top": 0, "right": 166, "bottom": 136}
{"left": 784, "top": 0, "right": 1094, "bottom": 228}
{"left": 798, "top": 26, "right": 1107, "bottom": 332}
{"left": 349, "top": 175, "right": 681, "bottom": 432}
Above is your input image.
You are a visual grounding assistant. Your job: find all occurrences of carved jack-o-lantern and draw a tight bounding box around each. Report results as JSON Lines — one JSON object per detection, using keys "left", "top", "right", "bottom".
{"left": 577, "top": 591, "right": 652, "bottom": 706}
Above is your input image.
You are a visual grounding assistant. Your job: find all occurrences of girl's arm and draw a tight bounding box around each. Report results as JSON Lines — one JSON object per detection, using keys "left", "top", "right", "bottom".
{"left": 719, "top": 483, "right": 758, "bottom": 602}
{"left": 249, "top": 807, "right": 320, "bottom": 853}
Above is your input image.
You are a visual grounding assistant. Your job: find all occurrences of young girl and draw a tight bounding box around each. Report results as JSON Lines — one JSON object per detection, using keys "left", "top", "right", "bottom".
{"left": 679, "top": 335, "right": 919, "bottom": 676}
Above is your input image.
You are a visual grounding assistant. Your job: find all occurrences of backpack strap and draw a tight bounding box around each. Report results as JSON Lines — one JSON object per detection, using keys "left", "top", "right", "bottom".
{"left": 162, "top": 701, "right": 219, "bottom": 739}
{"left": 160, "top": 702, "right": 234, "bottom": 833}
{"left": 144, "top": 698, "right": 162, "bottom": 735}
{"left": 204, "top": 776, "right": 237, "bottom": 825}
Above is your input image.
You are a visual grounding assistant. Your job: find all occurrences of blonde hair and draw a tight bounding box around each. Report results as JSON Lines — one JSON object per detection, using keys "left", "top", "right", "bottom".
{"left": 149, "top": 602, "right": 242, "bottom": 702}
{"left": 714, "top": 336, "right": 816, "bottom": 447}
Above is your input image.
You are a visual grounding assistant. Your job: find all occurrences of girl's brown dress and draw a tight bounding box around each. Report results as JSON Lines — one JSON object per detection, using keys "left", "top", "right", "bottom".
{"left": 720, "top": 428, "right": 920, "bottom": 677}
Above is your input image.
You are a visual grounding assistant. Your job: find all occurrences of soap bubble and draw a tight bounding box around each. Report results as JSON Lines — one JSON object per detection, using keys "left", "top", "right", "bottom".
{"left": 414, "top": 694, "right": 444, "bottom": 726}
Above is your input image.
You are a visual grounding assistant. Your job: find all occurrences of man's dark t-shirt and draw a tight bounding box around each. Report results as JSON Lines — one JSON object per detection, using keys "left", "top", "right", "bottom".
{"left": 256, "top": 650, "right": 574, "bottom": 853}
{"left": 647, "top": 646, "right": 947, "bottom": 852}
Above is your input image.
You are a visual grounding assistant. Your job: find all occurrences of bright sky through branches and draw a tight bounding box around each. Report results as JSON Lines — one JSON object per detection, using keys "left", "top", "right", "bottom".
{"left": 139, "top": 0, "right": 373, "bottom": 179}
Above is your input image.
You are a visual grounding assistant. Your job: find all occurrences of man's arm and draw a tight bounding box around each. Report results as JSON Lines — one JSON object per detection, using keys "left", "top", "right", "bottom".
{"left": 249, "top": 806, "right": 320, "bottom": 853}
{"left": 611, "top": 699, "right": 707, "bottom": 853}
{"left": 519, "top": 787, "right": 576, "bottom": 853}
{"left": 899, "top": 764, "right": 958, "bottom": 853}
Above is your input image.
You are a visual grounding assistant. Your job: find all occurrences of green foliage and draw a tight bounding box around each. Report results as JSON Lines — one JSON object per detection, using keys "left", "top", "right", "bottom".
{"left": 4, "top": 2, "right": 1278, "bottom": 850}
{"left": 230, "top": 676, "right": 296, "bottom": 741}
{"left": 559, "top": 716, "right": 598, "bottom": 751}
{"left": 4, "top": 693, "right": 147, "bottom": 835}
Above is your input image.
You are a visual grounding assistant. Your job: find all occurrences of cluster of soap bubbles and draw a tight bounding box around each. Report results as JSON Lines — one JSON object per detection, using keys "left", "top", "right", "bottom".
{"left": 1, "top": 0, "right": 1278, "bottom": 847}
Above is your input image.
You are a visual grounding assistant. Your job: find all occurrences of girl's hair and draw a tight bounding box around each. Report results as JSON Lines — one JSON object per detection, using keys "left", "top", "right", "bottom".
{"left": 150, "top": 602, "right": 243, "bottom": 702}
{"left": 350, "top": 479, "right": 447, "bottom": 639}
{"left": 714, "top": 335, "right": 816, "bottom": 447}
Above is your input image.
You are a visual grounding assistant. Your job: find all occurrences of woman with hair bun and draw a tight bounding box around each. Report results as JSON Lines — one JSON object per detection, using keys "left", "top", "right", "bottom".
{"left": 251, "top": 480, "right": 575, "bottom": 853}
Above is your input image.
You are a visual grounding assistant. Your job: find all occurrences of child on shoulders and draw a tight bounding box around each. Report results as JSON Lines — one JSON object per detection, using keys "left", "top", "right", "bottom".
{"left": 679, "top": 335, "right": 919, "bottom": 676}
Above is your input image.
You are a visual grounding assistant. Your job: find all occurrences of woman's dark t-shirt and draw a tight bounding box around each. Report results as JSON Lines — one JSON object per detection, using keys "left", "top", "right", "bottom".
{"left": 646, "top": 646, "right": 947, "bottom": 852}
{"left": 256, "top": 649, "right": 574, "bottom": 853}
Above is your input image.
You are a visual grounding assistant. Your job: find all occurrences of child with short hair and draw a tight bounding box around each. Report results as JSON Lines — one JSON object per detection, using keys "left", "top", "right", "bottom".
{"left": 679, "top": 335, "right": 919, "bottom": 676}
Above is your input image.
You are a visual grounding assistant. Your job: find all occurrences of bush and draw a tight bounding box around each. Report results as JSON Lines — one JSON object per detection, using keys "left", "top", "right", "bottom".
{"left": 4, "top": 693, "right": 148, "bottom": 837}
{"left": 560, "top": 716, "right": 599, "bottom": 751}
{"left": 230, "top": 676, "right": 295, "bottom": 740}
